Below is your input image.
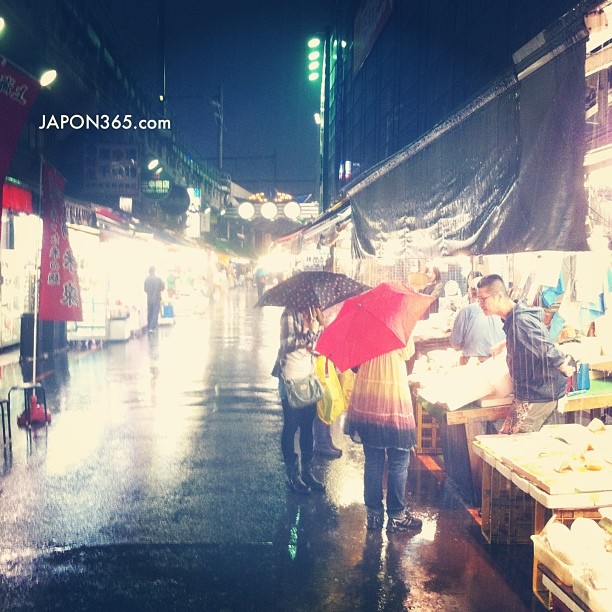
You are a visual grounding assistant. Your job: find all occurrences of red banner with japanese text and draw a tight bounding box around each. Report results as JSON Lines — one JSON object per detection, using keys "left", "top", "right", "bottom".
{"left": 0, "top": 57, "right": 41, "bottom": 238}
{"left": 38, "top": 163, "right": 83, "bottom": 321}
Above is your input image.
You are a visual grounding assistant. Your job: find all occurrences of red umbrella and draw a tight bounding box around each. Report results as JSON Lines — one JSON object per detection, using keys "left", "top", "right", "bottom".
{"left": 315, "top": 282, "right": 435, "bottom": 371}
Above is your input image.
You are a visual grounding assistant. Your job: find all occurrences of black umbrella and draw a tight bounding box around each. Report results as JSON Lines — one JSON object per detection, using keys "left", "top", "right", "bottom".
{"left": 254, "top": 271, "right": 370, "bottom": 311}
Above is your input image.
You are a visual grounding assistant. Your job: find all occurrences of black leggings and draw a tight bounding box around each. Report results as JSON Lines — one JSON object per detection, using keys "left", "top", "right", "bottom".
{"left": 279, "top": 380, "right": 316, "bottom": 466}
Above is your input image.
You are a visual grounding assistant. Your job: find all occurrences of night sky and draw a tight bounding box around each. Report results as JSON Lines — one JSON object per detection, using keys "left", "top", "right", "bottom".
{"left": 90, "top": 0, "right": 336, "bottom": 197}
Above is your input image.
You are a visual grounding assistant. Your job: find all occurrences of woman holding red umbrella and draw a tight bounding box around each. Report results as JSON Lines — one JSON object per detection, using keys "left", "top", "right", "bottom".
{"left": 344, "top": 338, "right": 423, "bottom": 533}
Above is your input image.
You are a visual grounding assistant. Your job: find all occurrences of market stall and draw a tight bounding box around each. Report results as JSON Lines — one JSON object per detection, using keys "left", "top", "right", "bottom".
{"left": 410, "top": 383, "right": 511, "bottom": 505}
{"left": 560, "top": 367, "right": 612, "bottom": 422}
{"left": 472, "top": 423, "right": 612, "bottom": 610}
{"left": 412, "top": 358, "right": 612, "bottom": 507}
{"left": 408, "top": 347, "right": 513, "bottom": 503}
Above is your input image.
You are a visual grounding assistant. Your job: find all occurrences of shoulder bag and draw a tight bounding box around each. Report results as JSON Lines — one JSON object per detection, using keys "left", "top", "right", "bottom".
{"left": 284, "top": 373, "right": 324, "bottom": 409}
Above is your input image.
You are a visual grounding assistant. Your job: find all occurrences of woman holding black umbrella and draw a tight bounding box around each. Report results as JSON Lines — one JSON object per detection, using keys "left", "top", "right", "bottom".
{"left": 272, "top": 305, "right": 326, "bottom": 494}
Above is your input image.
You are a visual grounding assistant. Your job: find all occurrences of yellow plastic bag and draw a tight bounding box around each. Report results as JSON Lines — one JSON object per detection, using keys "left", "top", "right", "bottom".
{"left": 338, "top": 368, "right": 355, "bottom": 406}
{"left": 315, "top": 356, "right": 346, "bottom": 424}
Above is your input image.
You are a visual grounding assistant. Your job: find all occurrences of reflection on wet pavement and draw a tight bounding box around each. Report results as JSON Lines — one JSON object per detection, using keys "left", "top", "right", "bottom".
{"left": 0, "top": 288, "right": 532, "bottom": 610}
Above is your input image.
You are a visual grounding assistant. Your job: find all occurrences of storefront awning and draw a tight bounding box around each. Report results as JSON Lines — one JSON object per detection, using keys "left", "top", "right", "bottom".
{"left": 66, "top": 199, "right": 97, "bottom": 228}
{"left": 275, "top": 200, "right": 351, "bottom": 253}
{"left": 348, "top": 12, "right": 589, "bottom": 258}
{"left": 2, "top": 181, "right": 33, "bottom": 214}
{"left": 93, "top": 205, "right": 137, "bottom": 239}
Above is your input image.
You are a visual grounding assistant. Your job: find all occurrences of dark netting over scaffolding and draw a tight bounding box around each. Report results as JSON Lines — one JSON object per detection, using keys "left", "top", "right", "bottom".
{"left": 349, "top": 14, "right": 589, "bottom": 258}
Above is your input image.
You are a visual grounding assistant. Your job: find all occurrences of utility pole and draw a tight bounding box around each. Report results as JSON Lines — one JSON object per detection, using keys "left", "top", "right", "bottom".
{"left": 157, "top": 0, "right": 166, "bottom": 117}
{"left": 320, "top": 29, "right": 330, "bottom": 211}
{"left": 212, "top": 86, "right": 224, "bottom": 170}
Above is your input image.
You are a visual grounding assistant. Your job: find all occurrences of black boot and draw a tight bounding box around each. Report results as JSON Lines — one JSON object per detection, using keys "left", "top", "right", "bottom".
{"left": 313, "top": 418, "right": 342, "bottom": 459}
{"left": 301, "top": 462, "right": 325, "bottom": 492}
{"left": 286, "top": 460, "right": 310, "bottom": 494}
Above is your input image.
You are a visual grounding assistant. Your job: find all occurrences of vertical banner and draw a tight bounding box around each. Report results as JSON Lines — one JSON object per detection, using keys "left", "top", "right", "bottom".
{"left": 0, "top": 57, "right": 41, "bottom": 235}
{"left": 39, "top": 163, "right": 83, "bottom": 321}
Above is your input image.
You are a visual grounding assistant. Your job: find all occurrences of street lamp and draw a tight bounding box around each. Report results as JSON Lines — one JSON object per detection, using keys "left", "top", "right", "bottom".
{"left": 307, "top": 36, "right": 323, "bottom": 82}
{"left": 307, "top": 30, "right": 330, "bottom": 208}
{"left": 39, "top": 69, "right": 57, "bottom": 87}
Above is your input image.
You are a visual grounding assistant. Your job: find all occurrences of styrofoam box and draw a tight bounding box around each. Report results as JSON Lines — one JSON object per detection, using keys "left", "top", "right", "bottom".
{"left": 573, "top": 575, "right": 612, "bottom": 612}
{"left": 531, "top": 535, "right": 574, "bottom": 586}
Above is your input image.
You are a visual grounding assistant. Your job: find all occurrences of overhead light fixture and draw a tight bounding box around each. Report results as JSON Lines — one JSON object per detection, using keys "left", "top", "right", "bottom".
{"left": 260, "top": 201, "right": 277, "bottom": 220}
{"left": 238, "top": 201, "right": 255, "bottom": 220}
{"left": 284, "top": 201, "right": 300, "bottom": 220}
{"left": 0, "top": 17, "right": 6, "bottom": 34}
{"left": 147, "top": 159, "right": 160, "bottom": 170}
{"left": 39, "top": 69, "right": 57, "bottom": 87}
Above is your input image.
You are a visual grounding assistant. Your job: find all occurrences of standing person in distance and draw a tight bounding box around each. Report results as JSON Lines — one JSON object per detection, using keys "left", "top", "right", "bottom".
{"left": 272, "top": 305, "right": 326, "bottom": 494}
{"left": 255, "top": 267, "right": 268, "bottom": 301}
{"left": 477, "top": 274, "right": 575, "bottom": 433}
{"left": 421, "top": 266, "right": 443, "bottom": 316}
{"left": 345, "top": 339, "right": 422, "bottom": 533}
{"left": 144, "top": 266, "right": 165, "bottom": 332}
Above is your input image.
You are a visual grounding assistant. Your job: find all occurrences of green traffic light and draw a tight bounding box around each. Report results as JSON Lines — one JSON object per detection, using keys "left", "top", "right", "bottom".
{"left": 308, "top": 37, "right": 321, "bottom": 48}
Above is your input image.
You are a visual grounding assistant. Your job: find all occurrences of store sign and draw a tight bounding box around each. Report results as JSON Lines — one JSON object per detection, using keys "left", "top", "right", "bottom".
{"left": 200, "top": 211, "right": 211, "bottom": 233}
{"left": 298, "top": 245, "right": 330, "bottom": 271}
{"left": 0, "top": 57, "right": 41, "bottom": 241}
{"left": 141, "top": 169, "right": 172, "bottom": 200}
{"left": 39, "top": 162, "right": 83, "bottom": 322}
{"left": 83, "top": 143, "right": 139, "bottom": 197}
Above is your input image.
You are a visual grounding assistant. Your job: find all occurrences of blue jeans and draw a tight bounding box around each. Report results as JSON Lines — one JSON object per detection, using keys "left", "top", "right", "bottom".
{"left": 363, "top": 446, "right": 411, "bottom": 518}
{"left": 279, "top": 379, "right": 316, "bottom": 466}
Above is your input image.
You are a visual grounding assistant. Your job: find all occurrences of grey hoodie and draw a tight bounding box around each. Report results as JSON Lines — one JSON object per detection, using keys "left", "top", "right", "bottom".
{"left": 503, "top": 301, "right": 568, "bottom": 402}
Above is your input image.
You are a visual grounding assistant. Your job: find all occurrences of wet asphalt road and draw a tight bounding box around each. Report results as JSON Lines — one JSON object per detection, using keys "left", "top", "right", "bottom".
{"left": 0, "top": 288, "right": 534, "bottom": 611}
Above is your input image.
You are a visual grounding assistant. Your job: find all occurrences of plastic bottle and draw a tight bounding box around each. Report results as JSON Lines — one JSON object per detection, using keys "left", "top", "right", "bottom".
{"left": 577, "top": 363, "right": 590, "bottom": 391}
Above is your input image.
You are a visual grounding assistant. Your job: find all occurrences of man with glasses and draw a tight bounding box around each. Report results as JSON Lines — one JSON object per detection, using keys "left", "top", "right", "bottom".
{"left": 476, "top": 274, "right": 575, "bottom": 434}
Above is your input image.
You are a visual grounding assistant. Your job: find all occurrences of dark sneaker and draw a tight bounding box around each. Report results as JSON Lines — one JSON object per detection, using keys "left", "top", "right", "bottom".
{"left": 387, "top": 512, "right": 423, "bottom": 533}
{"left": 366, "top": 513, "right": 383, "bottom": 531}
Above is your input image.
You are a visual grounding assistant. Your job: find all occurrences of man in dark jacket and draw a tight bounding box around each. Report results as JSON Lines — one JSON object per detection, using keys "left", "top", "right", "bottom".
{"left": 144, "top": 266, "right": 165, "bottom": 332}
{"left": 476, "top": 274, "right": 575, "bottom": 434}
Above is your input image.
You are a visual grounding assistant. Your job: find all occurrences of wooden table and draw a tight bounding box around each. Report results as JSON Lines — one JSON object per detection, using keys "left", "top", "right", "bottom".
{"left": 560, "top": 379, "right": 612, "bottom": 421}
{"left": 472, "top": 427, "right": 612, "bottom": 608}
{"left": 416, "top": 395, "right": 510, "bottom": 505}
{"left": 413, "top": 333, "right": 451, "bottom": 357}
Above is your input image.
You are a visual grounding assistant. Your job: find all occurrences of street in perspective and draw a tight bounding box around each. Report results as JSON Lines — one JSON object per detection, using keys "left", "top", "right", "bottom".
{"left": 2, "top": 1, "right": 612, "bottom": 610}
{"left": 0, "top": 288, "right": 532, "bottom": 611}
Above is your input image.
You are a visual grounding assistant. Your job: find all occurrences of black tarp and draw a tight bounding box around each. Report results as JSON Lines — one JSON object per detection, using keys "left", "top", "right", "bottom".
{"left": 350, "top": 16, "right": 589, "bottom": 258}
